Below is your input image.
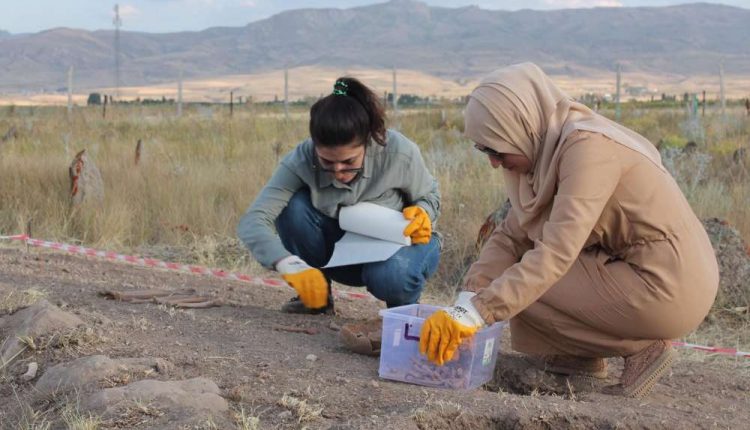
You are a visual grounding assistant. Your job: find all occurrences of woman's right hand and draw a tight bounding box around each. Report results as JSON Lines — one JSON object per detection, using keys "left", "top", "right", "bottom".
{"left": 276, "top": 256, "right": 328, "bottom": 308}
{"left": 419, "top": 292, "right": 485, "bottom": 365}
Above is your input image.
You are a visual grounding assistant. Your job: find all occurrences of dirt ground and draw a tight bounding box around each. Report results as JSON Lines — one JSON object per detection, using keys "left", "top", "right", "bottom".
{"left": 1, "top": 246, "right": 748, "bottom": 429}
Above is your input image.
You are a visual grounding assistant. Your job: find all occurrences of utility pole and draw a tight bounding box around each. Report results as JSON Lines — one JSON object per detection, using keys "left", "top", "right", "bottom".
{"left": 719, "top": 61, "right": 726, "bottom": 117}
{"left": 67, "top": 66, "right": 74, "bottom": 117}
{"left": 615, "top": 63, "right": 621, "bottom": 122}
{"left": 177, "top": 70, "right": 183, "bottom": 117}
{"left": 284, "top": 66, "right": 289, "bottom": 121}
{"left": 392, "top": 66, "right": 398, "bottom": 118}
{"left": 113, "top": 4, "right": 122, "bottom": 98}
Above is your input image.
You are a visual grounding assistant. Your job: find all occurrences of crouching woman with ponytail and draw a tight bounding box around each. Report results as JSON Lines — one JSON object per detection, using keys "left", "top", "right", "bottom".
{"left": 238, "top": 77, "right": 441, "bottom": 354}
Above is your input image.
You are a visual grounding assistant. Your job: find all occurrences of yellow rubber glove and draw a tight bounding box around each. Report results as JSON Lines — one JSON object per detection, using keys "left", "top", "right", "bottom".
{"left": 419, "top": 292, "right": 485, "bottom": 366}
{"left": 276, "top": 255, "right": 328, "bottom": 309}
{"left": 403, "top": 205, "right": 432, "bottom": 245}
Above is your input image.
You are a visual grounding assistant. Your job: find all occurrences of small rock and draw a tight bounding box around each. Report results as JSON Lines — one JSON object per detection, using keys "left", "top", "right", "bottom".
{"left": 21, "top": 362, "right": 39, "bottom": 381}
{"left": 335, "top": 376, "right": 350, "bottom": 384}
{"left": 0, "top": 300, "right": 83, "bottom": 364}
{"left": 154, "top": 358, "right": 173, "bottom": 374}
{"left": 278, "top": 410, "right": 293, "bottom": 419}
{"left": 370, "top": 380, "right": 379, "bottom": 388}
{"left": 306, "top": 354, "right": 317, "bottom": 362}
{"left": 82, "top": 377, "right": 228, "bottom": 416}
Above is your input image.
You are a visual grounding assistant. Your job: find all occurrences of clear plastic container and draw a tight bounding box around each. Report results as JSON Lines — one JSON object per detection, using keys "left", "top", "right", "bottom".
{"left": 378, "top": 304, "right": 505, "bottom": 389}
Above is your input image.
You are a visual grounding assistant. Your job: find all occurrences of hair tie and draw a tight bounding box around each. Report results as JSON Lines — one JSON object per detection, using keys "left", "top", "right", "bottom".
{"left": 332, "top": 80, "right": 348, "bottom": 96}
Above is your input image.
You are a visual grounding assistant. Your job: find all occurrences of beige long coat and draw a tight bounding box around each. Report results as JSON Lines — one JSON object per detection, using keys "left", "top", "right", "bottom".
{"left": 463, "top": 64, "right": 719, "bottom": 357}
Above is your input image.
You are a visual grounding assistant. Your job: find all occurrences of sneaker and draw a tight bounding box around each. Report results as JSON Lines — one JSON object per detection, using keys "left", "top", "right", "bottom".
{"left": 339, "top": 319, "right": 382, "bottom": 356}
{"left": 530, "top": 355, "right": 609, "bottom": 379}
{"left": 280, "top": 286, "right": 335, "bottom": 315}
{"left": 603, "top": 340, "right": 674, "bottom": 398}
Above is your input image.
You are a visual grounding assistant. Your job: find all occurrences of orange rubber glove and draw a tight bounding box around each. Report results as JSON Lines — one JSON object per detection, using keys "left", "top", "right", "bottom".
{"left": 276, "top": 256, "right": 328, "bottom": 309}
{"left": 403, "top": 205, "right": 432, "bottom": 245}
{"left": 419, "top": 292, "right": 485, "bottom": 366}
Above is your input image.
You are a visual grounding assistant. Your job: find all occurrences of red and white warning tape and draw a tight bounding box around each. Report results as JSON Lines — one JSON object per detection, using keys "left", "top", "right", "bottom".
{"left": 1, "top": 234, "right": 748, "bottom": 357}
{"left": 0, "top": 234, "right": 375, "bottom": 302}
{"left": 671, "top": 341, "right": 749, "bottom": 358}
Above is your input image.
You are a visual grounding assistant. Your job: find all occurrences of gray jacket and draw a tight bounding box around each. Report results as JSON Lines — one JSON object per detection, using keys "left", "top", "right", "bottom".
{"left": 237, "top": 129, "right": 441, "bottom": 268}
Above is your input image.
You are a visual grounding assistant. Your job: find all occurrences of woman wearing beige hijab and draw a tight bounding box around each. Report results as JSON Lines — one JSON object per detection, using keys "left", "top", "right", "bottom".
{"left": 419, "top": 63, "right": 719, "bottom": 398}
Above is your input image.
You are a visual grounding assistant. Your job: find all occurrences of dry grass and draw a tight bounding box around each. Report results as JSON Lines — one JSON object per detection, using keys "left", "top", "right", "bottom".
{"left": 413, "top": 399, "right": 464, "bottom": 427}
{"left": 679, "top": 316, "right": 750, "bottom": 372}
{"left": 61, "top": 404, "right": 102, "bottom": 430}
{"left": 102, "top": 399, "right": 165, "bottom": 428}
{"left": 232, "top": 407, "right": 261, "bottom": 430}
{"left": 9, "top": 389, "right": 53, "bottom": 430}
{"left": 0, "top": 288, "right": 47, "bottom": 314}
{"left": 278, "top": 392, "right": 324, "bottom": 423}
{"left": 0, "top": 102, "right": 748, "bottom": 343}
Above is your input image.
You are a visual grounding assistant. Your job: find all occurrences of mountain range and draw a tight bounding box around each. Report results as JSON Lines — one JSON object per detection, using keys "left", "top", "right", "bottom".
{"left": 1, "top": 0, "right": 749, "bottom": 92}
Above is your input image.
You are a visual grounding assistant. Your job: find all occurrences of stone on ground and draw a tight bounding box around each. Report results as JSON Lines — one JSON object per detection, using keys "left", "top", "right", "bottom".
{"left": 0, "top": 299, "right": 83, "bottom": 364}
{"left": 35, "top": 355, "right": 173, "bottom": 397}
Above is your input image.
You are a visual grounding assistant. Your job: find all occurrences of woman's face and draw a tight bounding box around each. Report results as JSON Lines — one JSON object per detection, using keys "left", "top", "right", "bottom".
{"left": 474, "top": 142, "right": 532, "bottom": 174}
{"left": 315, "top": 140, "right": 366, "bottom": 184}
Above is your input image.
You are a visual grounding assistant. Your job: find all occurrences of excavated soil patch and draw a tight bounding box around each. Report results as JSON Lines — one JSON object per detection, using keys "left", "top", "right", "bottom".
{"left": 0, "top": 247, "right": 748, "bottom": 429}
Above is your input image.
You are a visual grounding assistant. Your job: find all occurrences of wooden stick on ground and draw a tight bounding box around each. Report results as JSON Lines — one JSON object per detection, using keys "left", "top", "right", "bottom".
{"left": 270, "top": 324, "right": 319, "bottom": 335}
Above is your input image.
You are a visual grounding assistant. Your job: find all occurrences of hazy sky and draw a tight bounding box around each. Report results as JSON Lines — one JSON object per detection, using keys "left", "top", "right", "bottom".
{"left": 2, "top": 0, "right": 748, "bottom": 34}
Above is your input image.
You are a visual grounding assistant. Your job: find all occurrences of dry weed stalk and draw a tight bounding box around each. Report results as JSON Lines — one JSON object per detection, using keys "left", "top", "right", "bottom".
{"left": 233, "top": 407, "right": 261, "bottom": 430}
{"left": 1, "top": 289, "right": 47, "bottom": 314}
{"left": 278, "top": 393, "right": 323, "bottom": 423}
{"left": 61, "top": 404, "right": 102, "bottom": 430}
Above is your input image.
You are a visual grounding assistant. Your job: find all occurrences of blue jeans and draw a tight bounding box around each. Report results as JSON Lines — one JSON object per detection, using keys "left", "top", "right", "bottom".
{"left": 276, "top": 189, "right": 441, "bottom": 308}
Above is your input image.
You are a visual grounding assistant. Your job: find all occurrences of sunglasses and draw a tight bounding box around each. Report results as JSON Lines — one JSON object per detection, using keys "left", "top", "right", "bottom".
{"left": 474, "top": 143, "right": 504, "bottom": 158}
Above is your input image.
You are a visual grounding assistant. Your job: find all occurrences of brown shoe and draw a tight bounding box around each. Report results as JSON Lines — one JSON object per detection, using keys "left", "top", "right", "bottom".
{"left": 603, "top": 340, "right": 674, "bottom": 399}
{"left": 530, "top": 355, "right": 608, "bottom": 379}
{"left": 339, "top": 319, "right": 382, "bottom": 356}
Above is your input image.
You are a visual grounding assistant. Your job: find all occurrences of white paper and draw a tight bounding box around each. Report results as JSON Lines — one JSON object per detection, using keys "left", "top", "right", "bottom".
{"left": 323, "top": 232, "right": 406, "bottom": 267}
{"left": 323, "top": 202, "right": 412, "bottom": 268}
{"left": 338, "top": 202, "right": 411, "bottom": 245}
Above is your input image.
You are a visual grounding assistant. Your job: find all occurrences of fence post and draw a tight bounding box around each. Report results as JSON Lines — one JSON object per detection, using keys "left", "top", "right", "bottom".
{"left": 392, "top": 66, "right": 398, "bottom": 118}
{"left": 615, "top": 63, "right": 621, "bottom": 122}
{"left": 67, "top": 66, "right": 74, "bottom": 118}
{"left": 25, "top": 219, "right": 32, "bottom": 253}
{"left": 177, "top": 70, "right": 183, "bottom": 117}
{"left": 719, "top": 61, "right": 726, "bottom": 118}
{"left": 284, "top": 66, "right": 289, "bottom": 121}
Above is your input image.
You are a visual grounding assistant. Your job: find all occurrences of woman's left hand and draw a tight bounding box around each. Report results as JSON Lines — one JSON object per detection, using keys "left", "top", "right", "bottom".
{"left": 403, "top": 205, "right": 431, "bottom": 244}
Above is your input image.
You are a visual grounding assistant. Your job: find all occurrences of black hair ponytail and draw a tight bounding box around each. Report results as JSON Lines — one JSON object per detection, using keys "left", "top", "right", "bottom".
{"left": 309, "top": 77, "right": 387, "bottom": 147}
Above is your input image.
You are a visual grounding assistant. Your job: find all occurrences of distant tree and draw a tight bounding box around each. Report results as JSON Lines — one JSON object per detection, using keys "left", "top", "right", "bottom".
{"left": 87, "top": 93, "right": 102, "bottom": 106}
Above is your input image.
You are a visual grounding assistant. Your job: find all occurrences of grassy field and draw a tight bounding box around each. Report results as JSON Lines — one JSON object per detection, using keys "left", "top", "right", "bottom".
{"left": 0, "top": 102, "right": 748, "bottom": 319}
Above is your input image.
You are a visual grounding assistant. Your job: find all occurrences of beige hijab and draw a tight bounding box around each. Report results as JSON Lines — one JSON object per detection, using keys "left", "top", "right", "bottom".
{"left": 465, "top": 62, "right": 665, "bottom": 237}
